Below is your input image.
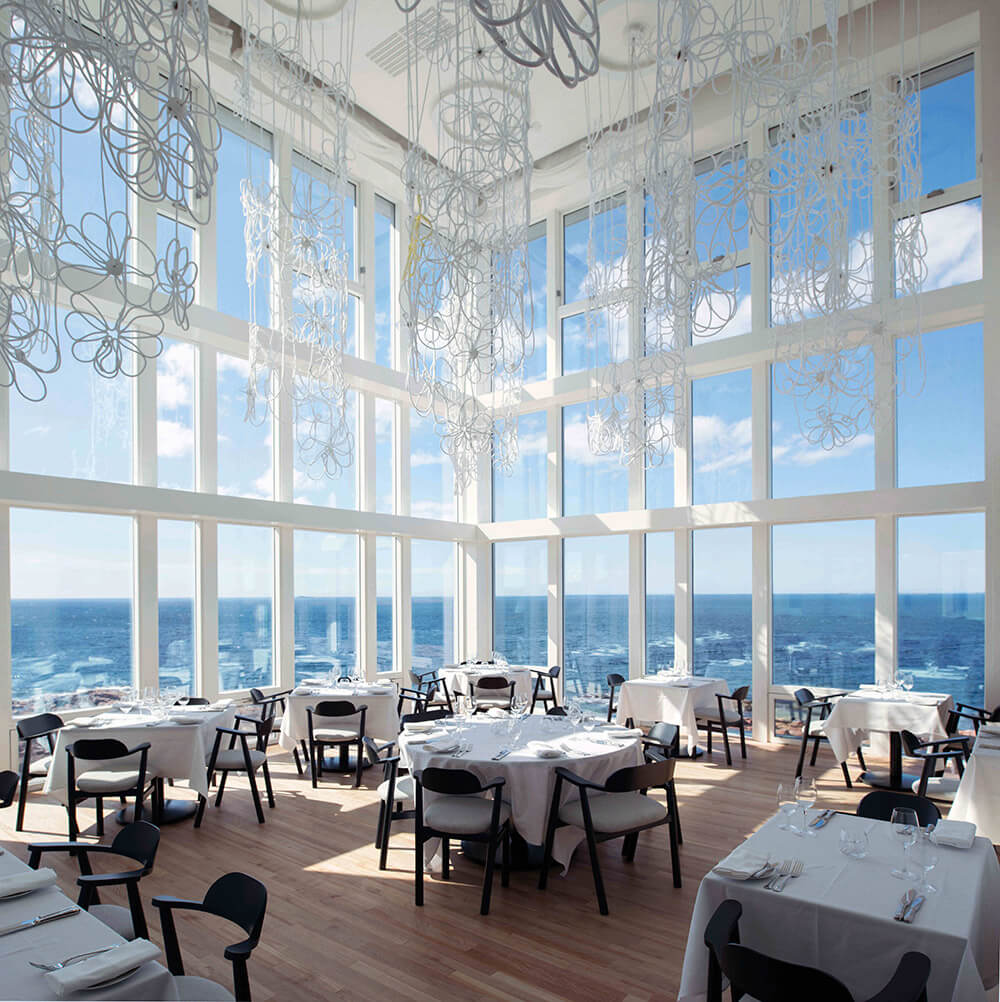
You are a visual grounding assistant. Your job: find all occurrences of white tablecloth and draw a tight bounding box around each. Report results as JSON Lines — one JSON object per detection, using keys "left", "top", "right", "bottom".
{"left": 0, "top": 849, "right": 177, "bottom": 1001}
{"left": 441, "top": 667, "right": 534, "bottom": 706}
{"left": 823, "top": 691, "right": 954, "bottom": 763}
{"left": 400, "top": 715, "right": 643, "bottom": 870}
{"left": 616, "top": 676, "right": 730, "bottom": 754}
{"left": 679, "top": 812, "right": 1000, "bottom": 1002}
{"left": 949, "top": 733, "right": 1000, "bottom": 844}
{"left": 279, "top": 684, "right": 399, "bottom": 747}
{"left": 45, "top": 706, "right": 237, "bottom": 803}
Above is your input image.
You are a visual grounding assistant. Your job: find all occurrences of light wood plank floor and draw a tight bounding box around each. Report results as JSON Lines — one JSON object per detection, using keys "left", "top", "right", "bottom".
{"left": 0, "top": 739, "right": 879, "bottom": 1001}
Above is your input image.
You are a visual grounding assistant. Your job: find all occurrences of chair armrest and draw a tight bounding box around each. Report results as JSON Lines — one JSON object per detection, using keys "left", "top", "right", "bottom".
{"left": 224, "top": 939, "right": 256, "bottom": 962}
{"left": 272, "top": 689, "right": 293, "bottom": 698}
{"left": 124, "top": 742, "right": 152, "bottom": 755}
{"left": 233, "top": 714, "right": 263, "bottom": 727}
{"left": 553, "top": 766, "right": 606, "bottom": 792}
{"left": 956, "top": 701, "right": 989, "bottom": 716}
{"left": 213, "top": 726, "right": 252, "bottom": 738}
{"left": 21, "top": 725, "right": 63, "bottom": 740}
{"left": 372, "top": 739, "right": 396, "bottom": 756}
{"left": 77, "top": 869, "right": 145, "bottom": 887}
{"left": 865, "top": 952, "right": 931, "bottom": 1002}
{"left": 27, "top": 841, "right": 111, "bottom": 856}
{"left": 354, "top": 704, "right": 369, "bottom": 713}
{"left": 151, "top": 896, "right": 207, "bottom": 914}
{"left": 914, "top": 736, "right": 971, "bottom": 752}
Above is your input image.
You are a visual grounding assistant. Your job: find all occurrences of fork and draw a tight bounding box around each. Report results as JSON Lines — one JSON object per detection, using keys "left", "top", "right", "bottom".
{"left": 29, "top": 948, "right": 115, "bottom": 972}
{"left": 772, "top": 859, "right": 804, "bottom": 892}
{"left": 764, "top": 860, "right": 792, "bottom": 891}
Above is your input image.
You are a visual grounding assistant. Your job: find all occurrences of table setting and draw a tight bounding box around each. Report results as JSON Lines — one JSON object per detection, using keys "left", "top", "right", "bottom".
{"left": 679, "top": 790, "right": 1000, "bottom": 1002}
{"left": 0, "top": 849, "right": 177, "bottom": 1000}
{"left": 441, "top": 662, "right": 535, "bottom": 708}
{"left": 279, "top": 675, "right": 399, "bottom": 749}
{"left": 400, "top": 711, "right": 644, "bottom": 870}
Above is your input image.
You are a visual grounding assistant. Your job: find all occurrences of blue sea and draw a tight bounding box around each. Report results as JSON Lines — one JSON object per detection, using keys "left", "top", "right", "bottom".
{"left": 10, "top": 595, "right": 985, "bottom": 720}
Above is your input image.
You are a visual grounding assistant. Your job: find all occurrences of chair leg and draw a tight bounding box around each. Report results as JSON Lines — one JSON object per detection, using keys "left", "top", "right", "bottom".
{"left": 354, "top": 740, "right": 363, "bottom": 789}
{"left": 15, "top": 755, "right": 29, "bottom": 832}
{"left": 840, "top": 760, "right": 853, "bottom": 789}
{"left": 721, "top": 724, "right": 733, "bottom": 767}
{"left": 95, "top": 797, "right": 104, "bottom": 837}
{"left": 705, "top": 724, "right": 712, "bottom": 754}
{"left": 856, "top": 747, "right": 867, "bottom": 772}
{"left": 292, "top": 746, "right": 303, "bottom": 776}
{"left": 379, "top": 806, "right": 392, "bottom": 871}
{"left": 809, "top": 736, "right": 820, "bottom": 767}
{"left": 667, "top": 817, "right": 682, "bottom": 889}
{"left": 194, "top": 794, "right": 206, "bottom": 828}
{"left": 248, "top": 769, "right": 265, "bottom": 824}
{"left": 795, "top": 731, "right": 809, "bottom": 779}
{"left": 668, "top": 783, "right": 683, "bottom": 844}
{"left": 375, "top": 801, "right": 386, "bottom": 850}
{"left": 310, "top": 742, "right": 319, "bottom": 790}
{"left": 262, "top": 764, "right": 275, "bottom": 808}
{"left": 622, "top": 831, "right": 639, "bottom": 862}
{"left": 481, "top": 833, "right": 497, "bottom": 916}
{"left": 738, "top": 720, "right": 747, "bottom": 760}
{"left": 67, "top": 800, "right": 79, "bottom": 842}
{"left": 441, "top": 837, "right": 450, "bottom": 881}
{"left": 414, "top": 832, "right": 424, "bottom": 907}
{"left": 215, "top": 770, "right": 228, "bottom": 806}
{"left": 501, "top": 828, "right": 510, "bottom": 888}
{"left": 584, "top": 822, "right": 609, "bottom": 915}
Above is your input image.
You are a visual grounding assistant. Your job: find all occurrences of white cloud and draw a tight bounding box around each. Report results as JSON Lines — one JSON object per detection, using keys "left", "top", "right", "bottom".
{"left": 693, "top": 414, "right": 752, "bottom": 474}
{"left": 24, "top": 424, "right": 50, "bottom": 438}
{"left": 157, "top": 419, "right": 193, "bottom": 459}
{"left": 217, "top": 354, "right": 251, "bottom": 378}
{"left": 410, "top": 450, "right": 445, "bottom": 469}
{"left": 156, "top": 342, "right": 194, "bottom": 412}
{"left": 411, "top": 499, "right": 456, "bottom": 520}
{"left": 774, "top": 432, "right": 875, "bottom": 468}
{"left": 922, "top": 201, "right": 982, "bottom": 291}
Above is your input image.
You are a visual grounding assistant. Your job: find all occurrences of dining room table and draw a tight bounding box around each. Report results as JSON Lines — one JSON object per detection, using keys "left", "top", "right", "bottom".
{"left": 616, "top": 673, "right": 730, "bottom": 756}
{"left": 279, "top": 680, "right": 400, "bottom": 752}
{"left": 678, "top": 809, "right": 1000, "bottom": 1002}
{"left": 0, "top": 846, "right": 177, "bottom": 1000}
{"left": 45, "top": 702, "right": 238, "bottom": 824}
{"left": 948, "top": 723, "right": 1000, "bottom": 844}
{"left": 399, "top": 712, "right": 644, "bottom": 871}
{"left": 441, "top": 664, "right": 535, "bottom": 709}
{"left": 822, "top": 687, "right": 954, "bottom": 790}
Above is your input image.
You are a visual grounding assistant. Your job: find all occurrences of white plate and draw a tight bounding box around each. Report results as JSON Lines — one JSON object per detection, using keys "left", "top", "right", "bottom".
{"left": 84, "top": 965, "right": 140, "bottom": 991}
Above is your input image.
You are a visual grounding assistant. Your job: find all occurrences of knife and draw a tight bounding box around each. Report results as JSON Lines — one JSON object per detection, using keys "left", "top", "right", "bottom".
{"left": 0, "top": 907, "right": 80, "bottom": 938}
{"left": 809, "top": 809, "right": 835, "bottom": 829}
{"left": 901, "top": 894, "right": 926, "bottom": 924}
{"left": 893, "top": 888, "right": 916, "bottom": 921}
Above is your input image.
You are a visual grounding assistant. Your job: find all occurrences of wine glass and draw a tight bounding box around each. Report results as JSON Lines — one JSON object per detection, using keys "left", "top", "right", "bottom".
{"left": 913, "top": 828, "right": 939, "bottom": 892}
{"left": 899, "top": 671, "right": 915, "bottom": 695}
{"left": 567, "top": 701, "right": 583, "bottom": 727}
{"left": 890, "top": 807, "right": 920, "bottom": 879}
{"left": 796, "top": 776, "right": 818, "bottom": 836}
{"left": 776, "top": 783, "right": 799, "bottom": 831}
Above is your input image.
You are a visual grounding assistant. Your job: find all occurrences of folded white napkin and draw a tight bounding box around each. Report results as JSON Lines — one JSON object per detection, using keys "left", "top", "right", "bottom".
{"left": 605, "top": 727, "right": 643, "bottom": 738}
{"left": 44, "top": 939, "right": 161, "bottom": 997}
{"left": 486, "top": 708, "right": 507, "bottom": 718}
{"left": 169, "top": 713, "right": 203, "bottom": 725}
{"left": 404, "top": 721, "right": 438, "bottom": 733}
{"left": 424, "top": 740, "right": 460, "bottom": 754}
{"left": 930, "top": 819, "right": 976, "bottom": 849}
{"left": 535, "top": 747, "right": 564, "bottom": 759}
{"left": 369, "top": 686, "right": 393, "bottom": 694}
{"left": 713, "top": 847, "right": 772, "bottom": 880}
{"left": 0, "top": 867, "right": 57, "bottom": 898}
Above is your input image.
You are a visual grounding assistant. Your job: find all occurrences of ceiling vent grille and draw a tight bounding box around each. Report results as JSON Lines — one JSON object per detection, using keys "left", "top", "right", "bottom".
{"left": 365, "top": 6, "right": 448, "bottom": 77}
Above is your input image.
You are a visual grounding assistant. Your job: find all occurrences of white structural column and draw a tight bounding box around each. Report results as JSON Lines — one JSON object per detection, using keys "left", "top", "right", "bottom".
{"left": 275, "top": 525, "right": 295, "bottom": 692}
{"left": 134, "top": 516, "right": 159, "bottom": 694}
{"left": 628, "top": 532, "right": 644, "bottom": 679}
{"left": 197, "top": 519, "right": 219, "bottom": 702}
{"left": 751, "top": 362, "right": 771, "bottom": 740}
{"left": 0, "top": 505, "right": 11, "bottom": 771}
{"left": 673, "top": 378, "right": 692, "bottom": 675}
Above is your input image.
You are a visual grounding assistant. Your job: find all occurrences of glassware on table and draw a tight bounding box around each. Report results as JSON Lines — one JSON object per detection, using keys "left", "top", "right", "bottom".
{"left": 776, "top": 783, "right": 799, "bottom": 831}
{"left": 839, "top": 828, "right": 870, "bottom": 859}
{"left": 890, "top": 807, "right": 920, "bottom": 879}
{"left": 796, "top": 776, "right": 818, "bottom": 836}
{"left": 567, "top": 701, "right": 583, "bottom": 726}
{"left": 913, "top": 828, "right": 939, "bottom": 892}
{"left": 581, "top": 713, "right": 597, "bottom": 734}
{"left": 899, "top": 671, "right": 915, "bottom": 694}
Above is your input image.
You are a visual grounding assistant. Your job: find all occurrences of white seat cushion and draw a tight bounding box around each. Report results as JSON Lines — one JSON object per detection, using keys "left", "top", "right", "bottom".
{"left": 473, "top": 698, "right": 510, "bottom": 709}
{"left": 912, "top": 775, "right": 962, "bottom": 801}
{"left": 76, "top": 769, "right": 141, "bottom": 794}
{"left": 694, "top": 704, "right": 743, "bottom": 724}
{"left": 377, "top": 775, "right": 415, "bottom": 804}
{"left": 312, "top": 726, "right": 360, "bottom": 742}
{"left": 88, "top": 903, "right": 135, "bottom": 940}
{"left": 423, "top": 795, "right": 511, "bottom": 835}
{"left": 173, "top": 975, "right": 235, "bottom": 1001}
{"left": 211, "top": 748, "right": 267, "bottom": 771}
{"left": 28, "top": 754, "right": 53, "bottom": 778}
{"left": 559, "top": 791, "right": 667, "bottom": 834}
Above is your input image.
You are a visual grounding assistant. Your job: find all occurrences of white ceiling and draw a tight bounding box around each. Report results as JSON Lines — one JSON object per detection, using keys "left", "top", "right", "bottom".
{"left": 213, "top": 0, "right": 874, "bottom": 164}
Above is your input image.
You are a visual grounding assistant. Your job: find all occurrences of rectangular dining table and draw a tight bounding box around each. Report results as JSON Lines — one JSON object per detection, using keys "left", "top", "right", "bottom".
{"left": 279, "top": 682, "right": 400, "bottom": 748}
{"left": 948, "top": 726, "right": 1000, "bottom": 844}
{"left": 0, "top": 848, "right": 177, "bottom": 1000}
{"left": 679, "top": 811, "right": 1000, "bottom": 1002}
{"left": 616, "top": 675, "right": 730, "bottom": 755}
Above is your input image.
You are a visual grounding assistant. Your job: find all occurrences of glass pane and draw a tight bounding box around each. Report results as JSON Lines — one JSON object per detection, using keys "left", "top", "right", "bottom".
{"left": 157, "top": 339, "right": 196, "bottom": 490}
{"left": 293, "top": 390, "right": 357, "bottom": 508}
{"left": 375, "top": 398, "right": 395, "bottom": 514}
{"left": 897, "top": 323, "right": 983, "bottom": 487}
{"left": 645, "top": 533, "right": 675, "bottom": 674}
{"left": 772, "top": 521, "right": 875, "bottom": 689}
{"left": 11, "top": 509, "right": 133, "bottom": 714}
{"left": 376, "top": 537, "right": 395, "bottom": 673}
{"left": 216, "top": 119, "right": 271, "bottom": 324}
{"left": 771, "top": 351, "right": 874, "bottom": 498}
{"left": 411, "top": 540, "right": 455, "bottom": 670}
{"left": 156, "top": 215, "right": 196, "bottom": 305}
{"left": 294, "top": 531, "right": 357, "bottom": 681}
{"left": 524, "top": 224, "right": 547, "bottom": 382}
{"left": 562, "top": 308, "right": 628, "bottom": 375}
{"left": 898, "top": 513, "right": 984, "bottom": 707}
{"left": 645, "top": 390, "right": 676, "bottom": 509}
{"left": 564, "top": 536, "right": 628, "bottom": 713}
{"left": 563, "top": 401, "right": 629, "bottom": 515}
{"left": 218, "top": 353, "right": 272, "bottom": 499}
{"left": 918, "top": 198, "right": 982, "bottom": 292}
{"left": 217, "top": 524, "right": 273, "bottom": 691}
{"left": 494, "top": 411, "right": 546, "bottom": 521}
{"left": 410, "top": 411, "right": 456, "bottom": 520}
{"left": 11, "top": 345, "right": 132, "bottom": 484}
{"left": 916, "top": 59, "right": 976, "bottom": 194}
{"left": 692, "top": 369, "right": 752, "bottom": 504}
{"left": 693, "top": 263, "right": 752, "bottom": 342}
{"left": 692, "top": 527, "right": 751, "bottom": 700}
{"left": 374, "top": 195, "right": 395, "bottom": 368}
{"left": 694, "top": 152, "right": 748, "bottom": 259}
{"left": 158, "top": 520, "right": 196, "bottom": 694}
{"left": 494, "top": 541, "right": 547, "bottom": 666}
{"left": 562, "top": 206, "right": 590, "bottom": 305}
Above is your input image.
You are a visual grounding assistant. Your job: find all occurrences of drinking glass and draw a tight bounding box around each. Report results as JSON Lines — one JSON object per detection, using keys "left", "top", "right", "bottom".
{"left": 568, "top": 701, "right": 583, "bottom": 727}
{"left": 796, "top": 776, "right": 818, "bottom": 836}
{"left": 582, "top": 713, "right": 596, "bottom": 734}
{"left": 890, "top": 807, "right": 920, "bottom": 879}
{"left": 776, "top": 783, "right": 799, "bottom": 831}
{"left": 839, "top": 828, "right": 869, "bottom": 859}
{"left": 913, "top": 829, "right": 939, "bottom": 892}
{"left": 899, "top": 671, "right": 915, "bottom": 694}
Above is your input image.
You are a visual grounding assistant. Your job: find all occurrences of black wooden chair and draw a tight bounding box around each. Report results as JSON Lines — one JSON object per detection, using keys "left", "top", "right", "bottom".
{"left": 306, "top": 700, "right": 367, "bottom": 788}
{"left": 153, "top": 872, "right": 267, "bottom": 1002}
{"left": 363, "top": 736, "right": 413, "bottom": 871}
{"left": 470, "top": 676, "right": 515, "bottom": 714}
{"left": 539, "top": 759, "right": 681, "bottom": 915}
{"left": 948, "top": 700, "right": 1000, "bottom": 733}
{"left": 28, "top": 820, "right": 161, "bottom": 941}
{"left": 414, "top": 767, "right": 511, "bottom": 915}
{"left": 411, "top": 670, "right": 454, "bottom": 714}
{"left": 529, "top": 666, "right": 561, "bottom": 713}
{"left": 856, "top": 790, "right": 941, "bottom": 827}
{"left": 642, "top": 722, "right": 684, "bottom": 845}
{"left": 546, "top": 706, "right": 568, "bottom": 716}
{"left": 196, "top": 716, "right": 275, "bottom": 827}
{"left": 15, "top": 712, "right": 63, "bottom": 832}
{"left": 900, "top": 729, "right": 970, "bottom": 803}
{"left": 606, "top": 673, "right": 626, "bottom": 723}
{"left": 793, "top": 688, "right": 866, "bottom": 787}
{"left": 400, "top": 708, "right": 453, "bottom": 727}
{"left": 250, "top": 687, "right": 303, "bottom": 775}
{"left": 66, "top": 738, "right": 151, "bottom": 841}
{"left": 174, "top": 697, "right": 210, "bottom": 706}
{"left": 694, "top": 685, "right": 749, "bottom": 766}
{"left": 704, "top": 899, "right": 931, "bottom": 1002}
{"left": 0, "top": 770, "right": 17, "bottom": 808}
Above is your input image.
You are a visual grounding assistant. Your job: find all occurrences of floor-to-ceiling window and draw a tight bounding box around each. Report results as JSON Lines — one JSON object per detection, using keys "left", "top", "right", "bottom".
{"left": 494, "top": 540, "right": 547, "bottom": 667}
{"left": 158, "top": 520, "right": 196, "bottom": 694}
{"left": 411, "top": 540, "right": 455, "bottom": 670}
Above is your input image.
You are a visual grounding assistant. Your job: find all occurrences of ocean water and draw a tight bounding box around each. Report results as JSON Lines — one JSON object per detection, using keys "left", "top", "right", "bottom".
{"left": 11, "top": 594, "right": 986, "bottom": 717}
